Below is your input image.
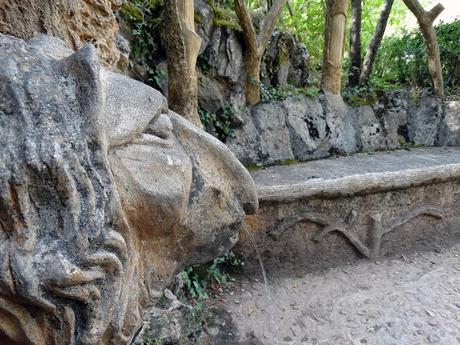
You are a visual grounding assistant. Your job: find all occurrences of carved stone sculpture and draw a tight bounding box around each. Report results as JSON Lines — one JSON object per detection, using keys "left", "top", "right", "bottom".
{"left": 0, "top": 34, "right": 258, "bottom": 345}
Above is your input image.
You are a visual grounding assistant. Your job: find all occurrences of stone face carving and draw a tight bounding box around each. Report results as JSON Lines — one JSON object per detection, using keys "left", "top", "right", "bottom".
{"left": 0, "top": 34, "right": 257, "bottom": 345}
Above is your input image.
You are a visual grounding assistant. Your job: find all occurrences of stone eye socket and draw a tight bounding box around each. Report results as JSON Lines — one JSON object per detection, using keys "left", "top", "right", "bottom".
{"left": 144, "top": 113, "right": 173, "bottom": 140}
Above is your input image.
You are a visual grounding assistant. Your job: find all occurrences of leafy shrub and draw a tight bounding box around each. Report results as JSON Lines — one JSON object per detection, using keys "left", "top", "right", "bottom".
{"left": 372, "top": 19, "right": 460, "bottom": 93}
{"left": 179, "top": 251, "right": 244, "bottom": 310}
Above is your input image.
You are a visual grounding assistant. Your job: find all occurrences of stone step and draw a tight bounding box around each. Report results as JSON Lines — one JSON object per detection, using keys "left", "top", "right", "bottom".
{"left": 237, "top": 147, "right": 460, "bottom": 271}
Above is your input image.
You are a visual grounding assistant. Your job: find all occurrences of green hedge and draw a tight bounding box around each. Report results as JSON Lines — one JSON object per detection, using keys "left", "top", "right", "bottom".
{"left": 371, "top": 19, "right": 460, "bottom": 92}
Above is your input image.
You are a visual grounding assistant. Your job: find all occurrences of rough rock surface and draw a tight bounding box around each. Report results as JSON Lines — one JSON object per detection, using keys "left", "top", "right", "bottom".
{"left": 0, "top": 34, "right": 257, "bottom": 345}
{"left": 355, "top": 105, "right": 386, "bottom": 151}
{"left": 408, "top": 92, "right": 444, "bottom": 146}
{"left": 320, "top": 93, "right": 359, "bottom": 154}
{"left": 438, "top": 100, "right": 460, "bottom": 146}
{"left": 261, "top": 31, "right": 310, "bottom": 88}
{"left": 284, "top": 96, "right": 329, "bottom": 160}
{"left": 227, "top": 92, "right": 459, "bottom": 166}
{"left": 0, "top": 0, "right": 123, "bottom": 67}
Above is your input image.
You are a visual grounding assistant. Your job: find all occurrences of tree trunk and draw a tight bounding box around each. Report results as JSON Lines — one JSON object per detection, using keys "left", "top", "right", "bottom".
{"left": 359, "top": 0, "right": 394, "bottom": 85}
{"left": 245, "top": 53, "right": 262, "bottom": 106}
{"left": 163, "top": 0, "right": 202, "bottom": 126}
{"left": 348, "top": 0, "right": 362, "bottom": 88}
{"left": 235, "top": 0, "right": 288, "bottom": 105}
{"left": 402, "top": 0, "right": 444, "bottom": 97}
{"left": 322, "top": 0, "right": 350, "bottom": 95}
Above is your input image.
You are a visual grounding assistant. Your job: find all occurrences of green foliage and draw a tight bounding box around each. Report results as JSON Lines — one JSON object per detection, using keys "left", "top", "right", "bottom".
{"left": 179, "top": 251, "right": 244, "bottom": 306}
{"left": 372, "top": 19, "right": 460, "bottom": 92}
{"left": 342, "top": 84, "right": 381, "bottom": 106}
{"left": 199, "top": 104, "right": 236, "bottom": 141}
{"left": 276, "top": 0, "right": 408, "bottom": 70}
{"left": 260, "top": 84, "right": 319, "bottom": 102}
{"left": 121, "top": 0, "right": 164, "bottom": 88}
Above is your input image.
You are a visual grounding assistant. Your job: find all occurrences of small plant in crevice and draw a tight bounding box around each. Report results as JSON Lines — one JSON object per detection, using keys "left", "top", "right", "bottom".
{"left": 260, "top": 83, "right": 320, "bottom": 102}
{"left": 177, "top": 251, "right": 244, "bottom": 311}
{"left": 342, "top": 84, "right": 380, "bottom": 107}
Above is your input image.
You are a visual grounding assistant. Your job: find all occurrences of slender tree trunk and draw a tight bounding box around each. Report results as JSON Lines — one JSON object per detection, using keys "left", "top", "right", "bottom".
{"left": 163, "top": 0, "right": 202, "bottom": 126}
{"left": 402, "top": 0, "right": 445, "bottom": 96}
{"left": 322, "top": 0, "right": 350, "bottom": 95}
{"left": 348, "top": 0, "right": 362, "bottom": 87}
{"left": 235, "top": 0, "right": 288, "bottom": 105}
{"left": 359, "top": 0, "right": 394, "bottom": 85}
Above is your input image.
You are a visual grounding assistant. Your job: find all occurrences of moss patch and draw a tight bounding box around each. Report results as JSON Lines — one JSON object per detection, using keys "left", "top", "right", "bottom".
{"left": 207, "top": 0, "right": 241, "bottom": 31}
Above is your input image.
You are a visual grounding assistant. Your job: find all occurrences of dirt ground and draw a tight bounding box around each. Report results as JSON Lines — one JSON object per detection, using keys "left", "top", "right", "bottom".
{"left": 206, "top": 242, "right": 460, "bottom": 345}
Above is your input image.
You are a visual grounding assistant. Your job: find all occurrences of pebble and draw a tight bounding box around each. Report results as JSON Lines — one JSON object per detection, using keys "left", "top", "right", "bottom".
{"left": 234, "top": 300, "right": 240, "bottom": 304}
{"left": 428, "top": 334, "right": 440, "bottom": 343}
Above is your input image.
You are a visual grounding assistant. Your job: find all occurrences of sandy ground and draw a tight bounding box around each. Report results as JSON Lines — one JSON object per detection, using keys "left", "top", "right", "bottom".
{"left": 207, "top": 243, "right": 460, "bottom": 345}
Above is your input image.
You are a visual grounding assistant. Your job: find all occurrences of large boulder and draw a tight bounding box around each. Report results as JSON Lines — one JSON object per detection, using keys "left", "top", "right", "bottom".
{"left": 0, "top": 0, "right": 123, "bottom": 67}
{"left": 0, "top": 34, "right": 257, "bottom": 345}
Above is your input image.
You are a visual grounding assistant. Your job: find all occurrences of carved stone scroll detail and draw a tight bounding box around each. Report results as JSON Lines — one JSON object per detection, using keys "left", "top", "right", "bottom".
{"left": 270, "top": 206, "right": 445, "bottom": 259}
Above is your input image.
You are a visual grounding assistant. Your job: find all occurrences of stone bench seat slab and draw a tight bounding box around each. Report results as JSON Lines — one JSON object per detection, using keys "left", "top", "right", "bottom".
{"left": 237, "top": 147, "right": 460, "bottom": 269}
{"left": 252, "top": 147, "right": 460, "bottom": 201}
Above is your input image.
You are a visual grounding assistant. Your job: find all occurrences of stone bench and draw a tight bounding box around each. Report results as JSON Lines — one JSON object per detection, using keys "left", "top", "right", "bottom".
{"left": 236, "top": 147, "right": 460, "bottom": 270}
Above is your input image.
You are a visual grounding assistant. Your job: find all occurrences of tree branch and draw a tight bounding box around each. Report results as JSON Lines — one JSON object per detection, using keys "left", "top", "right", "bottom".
{"left": 428, "top": 3, "right": 445, "bottom": 23}
{"left": 234, "top": 0, "right": 258, "bottom": 54}
{"left": 402, "top": 0, "right": 426, "bottom": 19}
{"left": 257, "top": 0, "right": 288, "bottom": 54}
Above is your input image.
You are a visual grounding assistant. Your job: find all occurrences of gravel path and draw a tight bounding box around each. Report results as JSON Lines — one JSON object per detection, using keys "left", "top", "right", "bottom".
{"left": 208, "top": 243, "right": 460, "bottom": 345}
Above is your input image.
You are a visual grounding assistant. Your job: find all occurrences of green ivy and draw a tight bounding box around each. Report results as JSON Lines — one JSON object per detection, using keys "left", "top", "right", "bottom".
{"left": 121, "top": 0, "right": 164, "bottom": 88}
{"left": 199, "top": 104, "right": 236, "bottom": 141}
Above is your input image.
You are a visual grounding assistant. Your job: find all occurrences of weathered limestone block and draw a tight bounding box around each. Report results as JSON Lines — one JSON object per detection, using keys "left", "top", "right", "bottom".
{"left": 355, "top": 106, "right": 386, "bottom": 151}
{"left": 0, "top": 34, "right": 257, "bottom": 345}
{"left": 319, "top": 93, "right": 359, "bottom": 154}
{"left": 408, "top": 92, "right": 444, "bottom": 146}
{"left": 0, "top": 0, "right": 123, "bottom": 68}
{"left": 284, "top": 96, "right": 330, "bottom": 160}
{"left": 236, "top": 147, "right": 460, "bottom": 271}
{"left": 252, "top": 103, "right": 295, "bottom": 164}
{"left": 438, "top": 100, "right": 460, "bottom": 146}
